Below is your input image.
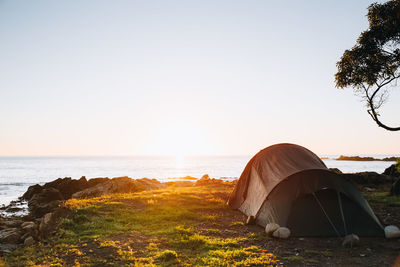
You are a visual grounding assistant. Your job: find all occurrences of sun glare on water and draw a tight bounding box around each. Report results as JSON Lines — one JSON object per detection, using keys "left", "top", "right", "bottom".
{"left": 175, "top": 154, "right": 184, "bottom": 170}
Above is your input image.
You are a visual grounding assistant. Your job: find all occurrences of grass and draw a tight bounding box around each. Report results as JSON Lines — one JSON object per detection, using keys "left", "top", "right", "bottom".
{"left": 365, "top": 191, "right": 400, "bottom": 206}
{"left": 305, "top": 249, "right": 333, "bottom": 257}
{"left": 282, "top": 256, "right": 319, "bottom": 264}
{"left": 3, "top": 183, "right": 280, "bottom": 266}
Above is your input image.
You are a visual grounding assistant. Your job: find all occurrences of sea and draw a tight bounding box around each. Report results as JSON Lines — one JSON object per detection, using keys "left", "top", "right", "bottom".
{"left": 0, "top": 155, "right": 397, "bottom": 206}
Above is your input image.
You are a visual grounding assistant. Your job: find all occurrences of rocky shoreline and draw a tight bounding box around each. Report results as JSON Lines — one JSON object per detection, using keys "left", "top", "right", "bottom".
{"left": 0, "top": 176, "right": 167, "bottom": 255}
{"left": 1, "top": 164, "right": 399, "bottom": 256}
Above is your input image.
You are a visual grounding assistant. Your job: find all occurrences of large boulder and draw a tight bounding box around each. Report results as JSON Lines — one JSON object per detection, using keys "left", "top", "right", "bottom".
{"left": 72, "top": 177, "right": 166, "bottom": 198}
{"left": 28, "top": 187, "right": 64, "bottom": 217}
{"left": 29, "top": 200, "right": 60, "bottom": 218}
{"left": 87, "top": 177, "right": 110, "bottom": 187}
{"left": 43, "top": 177, "right": 90, "bottom": 199}
{"left": 383, "top": 164, "right": 400, "bottom": 178}
{"left": 23, "top": 177, "right": 111, "bottom": 203}
{"left": 39, "top": 207, "right": 70, "bottom": 239}
{"left": 22, "top": 184, "right": 43, "bottom": 200}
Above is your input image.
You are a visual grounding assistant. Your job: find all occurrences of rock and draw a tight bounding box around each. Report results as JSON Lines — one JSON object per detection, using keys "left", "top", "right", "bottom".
{"left": 384, "top": 225, "right": 400, "bottom": 239}
{"left": 329, "top": 168, "right": 342, "bottom": 174}
{"left": 21, "top": 221, "right": 38, "bottom": 238}
{"left": 5, "top": 206, "right": 23, "bottom": 213}
{"left": 72, "top": 177, "right": 166, "bottom": 198}
{"left": 24, "top": 236, "right": 35, "bottom": 246}
{"left": 21, "top": 232, "right": 30, "bottom": 240}
{"left": 195, "top": 175, "right": 225, "bottom": 186}
{"left": 0, "top": 219, "right": 23, "bottom": 228}
{"left": 29, "top": 200, "right": 60, "bottom": 218}
{"left": 245, "top": 216, "right": 256, "bottom": 225}
{"left": 196, "top": 175, "right": 212, "bottom": 185}
{"left": 39, "top": 212, "right": 53, "bottom": 234}
{"left": 30, "top": 187, "right": 64, "bottom": 203}
{"left": 21, "top": 221, "right": 35, "bottom": 230}
{"left": 0, "top": 244, "right": 18, "bottom": 255}
{"left": 342, "top": 234, "right": 360, "bottom": 247}
{"left": 364, "top": 187, "right": 375, "bottom": 192}
{"left": 390, "top": 178, "right": 400, "bottom": 196}
{"left": 43, "top": 177, "right": 90, "bottom": 199}
{"left": 87, "top": 177, "right": 110, "bottom": 187}
{"left": 272, "top": 227, "right": 290, "bottom": 239}
{"left": 22, "top": 177, "right": 105, "bottom": 204}
{"left": 201, "top": 174, "right": 210, "bottom": 180}
{"left": 28, "top": 187, "right": 64, "bottom": 217}
{"left": 343, "top": 172, "right": 392, "bottom": 185}
{"left": 22, "top": 184, "right": 43, "bottom": 200}
{"left": 39, "top": 207, "right": 70, "bottom": 239}
{"left": 383, "top": 164, "right": 400, "bottom": 178}
{"left": 265, "top": 223, "right": 280, "bottom": 236}
{"left": 0, "top": 228, "right": 21, "bottom": 244}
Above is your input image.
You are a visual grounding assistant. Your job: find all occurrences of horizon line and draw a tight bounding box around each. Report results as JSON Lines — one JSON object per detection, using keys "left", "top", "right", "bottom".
{"left": 0, "top": 154, "right": 398, "bottom": 158}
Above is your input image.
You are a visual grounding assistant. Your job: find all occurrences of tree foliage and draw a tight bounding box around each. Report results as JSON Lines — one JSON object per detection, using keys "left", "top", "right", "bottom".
{"left": 335, "top": 0, "right": 400, "bottom": 131}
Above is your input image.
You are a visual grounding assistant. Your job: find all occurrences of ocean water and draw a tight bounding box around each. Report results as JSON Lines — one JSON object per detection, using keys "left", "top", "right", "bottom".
{"left": 0, "top": 156, "right": 396, "bottom": 206}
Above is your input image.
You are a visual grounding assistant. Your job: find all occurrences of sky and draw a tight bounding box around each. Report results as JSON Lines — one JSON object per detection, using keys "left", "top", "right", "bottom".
{"left": 0, "top": 0, "right": 399, "bottom": 156}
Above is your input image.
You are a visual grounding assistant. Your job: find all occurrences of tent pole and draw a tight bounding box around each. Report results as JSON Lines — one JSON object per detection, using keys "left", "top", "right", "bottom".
{"left": 312, "top": 192, "right": 341, "bottom": 237}
{"left": 337, "top": 192, "right": 347, "bottom": 235}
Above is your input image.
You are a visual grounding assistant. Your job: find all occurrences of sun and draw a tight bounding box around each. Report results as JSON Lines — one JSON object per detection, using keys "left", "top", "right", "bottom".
{"left": 146, "top": 120, "right": 213, "bottom": 157}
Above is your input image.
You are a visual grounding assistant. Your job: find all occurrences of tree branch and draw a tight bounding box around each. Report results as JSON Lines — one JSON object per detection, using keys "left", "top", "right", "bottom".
{"left": 367, "top": 85, "right": 400, "bottom": 131}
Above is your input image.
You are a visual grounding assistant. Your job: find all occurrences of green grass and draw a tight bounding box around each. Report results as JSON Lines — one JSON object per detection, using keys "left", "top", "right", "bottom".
{"left": 3, "top": 184, "right": 280, "bottom": 266}
{"left": 365, "top": 191, "right": 400, "bottom": 206}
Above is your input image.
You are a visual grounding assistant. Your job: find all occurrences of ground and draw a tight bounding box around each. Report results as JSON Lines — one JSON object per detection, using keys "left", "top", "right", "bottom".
{"left": 2, "top": 182, "right": 400, "bottom": 266}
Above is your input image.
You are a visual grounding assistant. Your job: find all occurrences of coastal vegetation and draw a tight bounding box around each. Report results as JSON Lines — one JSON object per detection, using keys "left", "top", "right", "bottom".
{"left": 1, "top": 171, "right": 400, "bottom": 266}
{"left": 3, "top": 183, "right": 281, "bottom": 266}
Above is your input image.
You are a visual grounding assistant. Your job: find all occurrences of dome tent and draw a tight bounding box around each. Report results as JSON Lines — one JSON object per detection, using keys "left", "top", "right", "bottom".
{"left": 228, "top": 143, "right": 384, "bottom": 237}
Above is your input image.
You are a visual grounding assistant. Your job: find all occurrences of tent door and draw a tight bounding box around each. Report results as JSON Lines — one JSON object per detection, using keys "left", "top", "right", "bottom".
{"left": 287, "top": 189, "right": 346, "bottom": 237}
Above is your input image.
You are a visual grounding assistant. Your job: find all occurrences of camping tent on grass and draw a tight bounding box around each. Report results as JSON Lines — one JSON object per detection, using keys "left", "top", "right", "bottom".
{"left": 228, "top": 143, "right": 384, "bottom": 237}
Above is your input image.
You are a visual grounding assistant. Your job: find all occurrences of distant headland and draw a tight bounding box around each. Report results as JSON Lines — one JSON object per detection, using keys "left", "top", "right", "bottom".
{"left": 335, "top": 155, "right": 399, "bottom": 162}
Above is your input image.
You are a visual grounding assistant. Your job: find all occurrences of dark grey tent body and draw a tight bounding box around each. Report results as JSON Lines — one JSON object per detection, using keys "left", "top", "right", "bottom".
{"left": 228, "top": 143, "right": 384, "bottom": 237}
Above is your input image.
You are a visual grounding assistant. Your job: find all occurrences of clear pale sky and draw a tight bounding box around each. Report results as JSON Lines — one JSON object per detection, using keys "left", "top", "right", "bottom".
{"left": 0, "top": 0, "right": 399, "bottom": 156}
